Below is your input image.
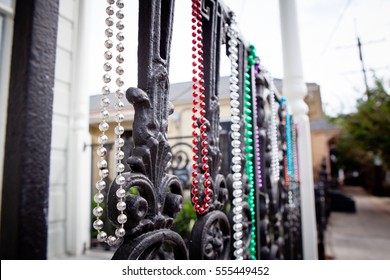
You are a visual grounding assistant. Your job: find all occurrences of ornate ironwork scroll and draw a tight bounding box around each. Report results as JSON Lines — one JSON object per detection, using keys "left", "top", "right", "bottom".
{"left": 254, "top": 72, "right": 271, "bottom": 259}
{"left": 103, "top": 0, "right": 305, "bottom": 261}
{"left": 279, "top": 101, "right": 292, "bottom": 259}
{"left": 288, "top": 117, "right": 303, "bottom": 259}
{"left": 315, "top": 159, "right": 328, "bottom": 260}
{"left": 275, "top": 95, "right": 289, "bottom": 259}
{"left": 188, "top": 0, "right": 232, "bottom": 260}
{"left": 168, "top": 142, "right": 192, "bottom": 189}
{"left": 253, "top": 70, "right": 288, "bottom": 259}
{"left": 107, "top": 0, "right": 188, "bottom": 260}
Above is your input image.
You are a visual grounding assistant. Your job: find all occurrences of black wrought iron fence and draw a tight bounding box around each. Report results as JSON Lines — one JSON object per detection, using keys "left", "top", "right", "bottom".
{"left": 93, "top": 0, "right": 304, "bottom": 260}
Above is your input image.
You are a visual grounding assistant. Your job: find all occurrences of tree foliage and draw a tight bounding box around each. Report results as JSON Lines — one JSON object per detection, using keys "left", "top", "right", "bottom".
{"left": 332, "top": 79, "right": 390, "bottom": 171}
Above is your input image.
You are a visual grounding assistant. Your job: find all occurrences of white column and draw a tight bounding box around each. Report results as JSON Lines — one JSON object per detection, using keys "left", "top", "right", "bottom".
{"left": 66, "top": 0, "right": 92, "bottom": 256}
{"left": 279, "top": 0, "right": 318, "bottom": 259}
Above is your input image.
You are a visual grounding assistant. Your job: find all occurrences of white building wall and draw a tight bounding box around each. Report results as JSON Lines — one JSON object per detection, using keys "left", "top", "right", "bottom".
{"left": 47, "top": 0, "right": 75, "bottom": 259}
{"left": 0, "top": 0, "right": 91, "bottom": 259}
{"left": 48, "top": 0, "right": 91, "bottom": 259}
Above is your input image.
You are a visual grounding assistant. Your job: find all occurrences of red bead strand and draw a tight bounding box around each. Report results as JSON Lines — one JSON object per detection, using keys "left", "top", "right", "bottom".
{"left": 191, "top": 0, "right": 210, "bottom": 215}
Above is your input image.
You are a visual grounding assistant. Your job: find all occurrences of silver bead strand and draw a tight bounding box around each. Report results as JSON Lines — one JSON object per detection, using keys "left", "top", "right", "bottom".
{"left": 228, "top": 17, "right": 244, "bottom": 260}
{"left": 113, "top": 0, "right": 127, "bottom": 242}
{"left": 94, "top": 0, "right": 116, "bottom": 244}
{"left": 268, "top": 75, "right": 280, "bottom": 184}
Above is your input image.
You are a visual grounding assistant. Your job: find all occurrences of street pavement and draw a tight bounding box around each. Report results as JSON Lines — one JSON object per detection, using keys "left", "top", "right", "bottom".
{"left": 325, "top": 185, "right": 390, "bottom": 260}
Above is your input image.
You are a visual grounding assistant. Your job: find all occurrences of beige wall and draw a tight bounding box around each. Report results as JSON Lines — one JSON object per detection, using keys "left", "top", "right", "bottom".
{"left": 310, "top": 129, "right": 339, "bottom": 181}
{"left": 311, "top": 132, "right": 330, "bottom": 182}
{"left": 305, "top": 83, "right": 323, "bottom": 121}
{"left": 167, "top": 96, "right": 231, "bottom": 138}
{"left": 89, "top": 96, "right": 232, "bottom": 194}
{"left": 90, "top": 82, "right": 336, "bottom": 187}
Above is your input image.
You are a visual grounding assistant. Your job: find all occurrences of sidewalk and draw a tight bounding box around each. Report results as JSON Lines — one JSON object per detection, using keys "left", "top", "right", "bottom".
{"left": 325, "top": 186, "right": 390, "bottom": 260}
{"left": 51, "top": 249, "right": 112, "bottom": 260}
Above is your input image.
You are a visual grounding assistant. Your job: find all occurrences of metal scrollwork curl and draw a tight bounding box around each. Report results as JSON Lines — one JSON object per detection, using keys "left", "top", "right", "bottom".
{"left": 112, "top": 229, "right": 188, "bottom": 260}
{"left": 189, "top": 210, "right": 231, "bottom": 259}
{"left": 106, "top": 0, "right": 188, "bottom": 260}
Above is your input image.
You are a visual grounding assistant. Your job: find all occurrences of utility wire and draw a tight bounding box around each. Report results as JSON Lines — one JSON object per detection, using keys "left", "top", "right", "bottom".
{"left": 318, "top": 0, "right": 352, "bottom": 58}
{"left": 308, "top": 0, "right": 352, "bottom": 73}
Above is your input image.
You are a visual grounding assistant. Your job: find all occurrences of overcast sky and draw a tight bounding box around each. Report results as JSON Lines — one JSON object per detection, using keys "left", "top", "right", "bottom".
{"left": 87, "top": 0, "right": 390, "bottom": 116}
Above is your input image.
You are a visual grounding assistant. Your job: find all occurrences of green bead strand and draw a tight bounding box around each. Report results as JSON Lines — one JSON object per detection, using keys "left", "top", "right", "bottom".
{"left": 244, "top": 44, "right": 258, "bottom": 260}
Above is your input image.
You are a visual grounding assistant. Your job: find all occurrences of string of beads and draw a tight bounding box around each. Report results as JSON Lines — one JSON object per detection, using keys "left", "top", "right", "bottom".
{"left": 190, "top": 0, "right": 211, "bottom": 215}
{"left": 227, "top": 16, "right": 245, "bottom": 260}
{"left": 252, "top": 63, "right": 263, "bottom": 193}
{"left": 280, "top": 97, "right": 294, "bottom": 207}
{"left": 291, "top": 120, "right": 299, "bottom": 207}
{"left": 93, "top": 0, "right": 126, "bottom": 246}
{"left": 244, "top": 45, "right": 258, "bottom": 260}
{"left": 268, "top": 77, "right": 280, "bottom": 185}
